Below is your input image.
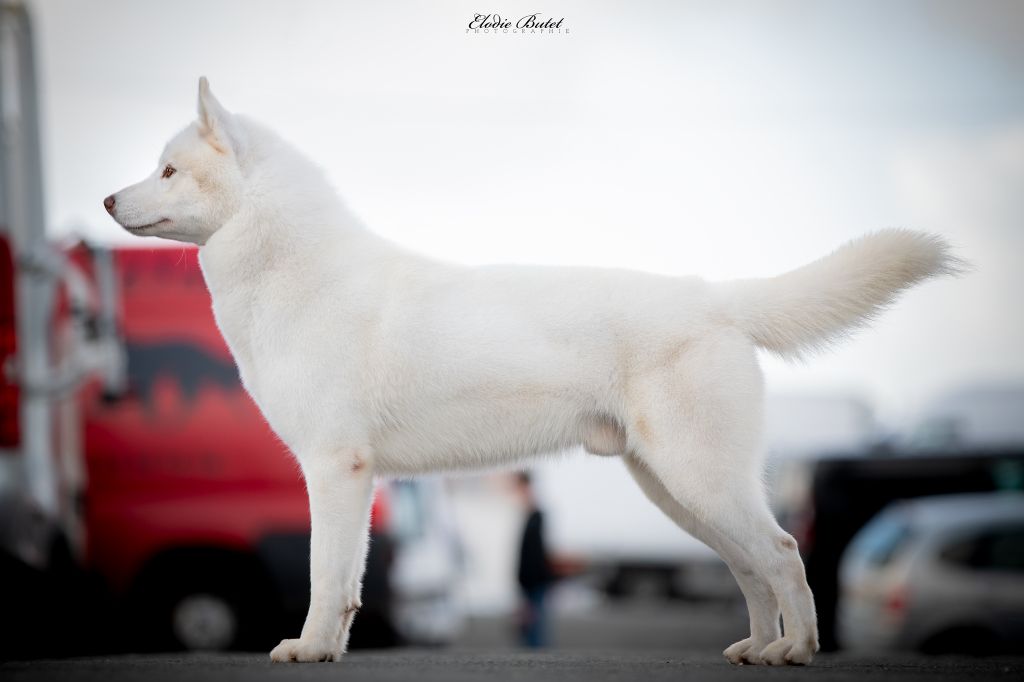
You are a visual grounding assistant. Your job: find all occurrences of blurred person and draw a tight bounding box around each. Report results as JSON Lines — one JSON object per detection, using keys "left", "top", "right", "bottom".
{"left": 515, "top": 472, "right": 555, "bottom": 648}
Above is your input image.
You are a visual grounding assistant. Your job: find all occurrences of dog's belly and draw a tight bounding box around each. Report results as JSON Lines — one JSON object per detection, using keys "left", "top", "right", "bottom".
{"left": 371, "top": 390, "right": 615, "bottom": 475}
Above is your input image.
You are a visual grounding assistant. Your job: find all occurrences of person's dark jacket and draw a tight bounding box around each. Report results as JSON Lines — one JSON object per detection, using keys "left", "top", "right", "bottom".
{"left": 517, "top": 508, "right": 555, "bottom": 591}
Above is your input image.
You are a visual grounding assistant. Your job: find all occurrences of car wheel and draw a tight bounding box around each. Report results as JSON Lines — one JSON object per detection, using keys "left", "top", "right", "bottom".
{"left": 920, "top": 625, "right": 1002, "bottom": 656}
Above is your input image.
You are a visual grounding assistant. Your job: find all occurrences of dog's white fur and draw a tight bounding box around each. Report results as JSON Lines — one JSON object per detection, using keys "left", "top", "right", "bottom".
{"left": 107, "top": 78, "right": 960, "bottom": 665}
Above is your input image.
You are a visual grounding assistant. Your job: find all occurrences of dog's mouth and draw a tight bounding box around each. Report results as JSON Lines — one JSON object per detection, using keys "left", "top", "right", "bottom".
{"left": 123, "top": 218, "right": 170, "bottom": 232}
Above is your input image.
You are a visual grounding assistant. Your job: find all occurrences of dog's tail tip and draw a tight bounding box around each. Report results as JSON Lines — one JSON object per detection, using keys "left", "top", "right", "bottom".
{"left": 882, "top": 228, "right": 970, "bottom": 277}
{"left": 722, "top": 229, "right": 965, "bottom": 361}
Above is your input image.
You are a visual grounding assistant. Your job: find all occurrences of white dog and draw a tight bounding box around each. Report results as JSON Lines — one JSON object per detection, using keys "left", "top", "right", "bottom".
{"left": 105, "top": 78, "right": 959, "bottom": 665}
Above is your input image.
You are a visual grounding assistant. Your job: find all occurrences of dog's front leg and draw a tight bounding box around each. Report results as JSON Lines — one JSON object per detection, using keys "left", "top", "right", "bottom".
{"left": 270, "top": 448, "right": 374, "bottom": 662}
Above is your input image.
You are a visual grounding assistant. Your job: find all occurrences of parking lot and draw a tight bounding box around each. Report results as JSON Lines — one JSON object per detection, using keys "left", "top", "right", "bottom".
{"left": 5, "top": 601, "right": 1022, "bottom": 682}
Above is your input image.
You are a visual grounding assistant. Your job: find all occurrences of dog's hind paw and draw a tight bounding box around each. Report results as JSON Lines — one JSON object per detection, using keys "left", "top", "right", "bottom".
{"left": 759, "top": 636, "right": 818, "bottom": 665}
{"left": 269, "top": 637, "right": 340, "bottom": 663}
{"left": 723, "top": 637, "right": 769, "bottom": 665}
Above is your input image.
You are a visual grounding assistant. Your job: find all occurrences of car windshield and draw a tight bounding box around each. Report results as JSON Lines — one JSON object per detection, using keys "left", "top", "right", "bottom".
{"left": 852, "top": 513, "right": 913, "bottom": 566}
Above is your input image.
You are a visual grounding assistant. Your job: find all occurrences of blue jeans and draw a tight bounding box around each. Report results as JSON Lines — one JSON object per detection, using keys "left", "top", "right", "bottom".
{"left": 520, "top": 586, "right": 549, "bottom": 648}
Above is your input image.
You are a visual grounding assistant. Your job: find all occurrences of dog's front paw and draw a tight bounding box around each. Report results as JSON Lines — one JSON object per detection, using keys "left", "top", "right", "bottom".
{"left": 269, "top": 637, "right": 340, "bottom": 663}
{"left": 759, "top": 635, "right": 818, "bottom": 665}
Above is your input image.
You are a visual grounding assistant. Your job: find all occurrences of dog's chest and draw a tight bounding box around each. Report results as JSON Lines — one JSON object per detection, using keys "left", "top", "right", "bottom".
{"left": 208, "top": 281, "right": 373, "bottom": 445}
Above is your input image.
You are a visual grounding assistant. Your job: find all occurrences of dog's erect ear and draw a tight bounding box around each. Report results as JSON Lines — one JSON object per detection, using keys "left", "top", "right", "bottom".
{"left": 196, "top": 76, "right": 242, "bottom": 155}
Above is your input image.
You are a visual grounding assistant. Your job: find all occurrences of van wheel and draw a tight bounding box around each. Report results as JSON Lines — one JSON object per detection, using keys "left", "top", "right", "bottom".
{"left": 130, "top": 550, "right": 279, "bottom": 652}
{"left": 149, "top": 577, "right": 254, "bottom": 652}
{"left": 170, "top": 592, "right": 239, "bottom": 651}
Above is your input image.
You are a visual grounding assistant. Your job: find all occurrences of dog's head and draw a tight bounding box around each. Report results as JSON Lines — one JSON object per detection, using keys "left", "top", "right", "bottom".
{"left": 104, "top": 78, "right": 246, "bottom": 244}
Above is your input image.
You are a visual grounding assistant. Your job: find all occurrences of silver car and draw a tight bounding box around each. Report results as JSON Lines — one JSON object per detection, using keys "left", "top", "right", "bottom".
{"left": 839, "top": 492, "right": 1024, "bottom": 654}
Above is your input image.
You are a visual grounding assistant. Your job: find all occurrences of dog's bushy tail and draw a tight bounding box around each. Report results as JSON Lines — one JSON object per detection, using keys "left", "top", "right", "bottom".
{"left": 717, "top": 229, "right": 965, "bottom": 360}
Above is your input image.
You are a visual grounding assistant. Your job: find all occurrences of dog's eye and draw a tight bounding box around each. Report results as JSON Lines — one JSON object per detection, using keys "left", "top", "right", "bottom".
{"left": 161, "top": 164, "right": 176, "bottom": 179}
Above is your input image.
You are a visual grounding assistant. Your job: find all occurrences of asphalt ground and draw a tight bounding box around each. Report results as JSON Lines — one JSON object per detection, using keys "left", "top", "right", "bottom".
{"left": 4, "top": 650, "right": 1023, "bottom": 682}
{"left": 4, "top": 601, "right": 1022, "bottom": 682}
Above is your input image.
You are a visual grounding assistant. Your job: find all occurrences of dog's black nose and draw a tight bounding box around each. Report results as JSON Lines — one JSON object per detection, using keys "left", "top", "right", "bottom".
{"left": 103, "top": 195, "right": 116, "bottom": 214}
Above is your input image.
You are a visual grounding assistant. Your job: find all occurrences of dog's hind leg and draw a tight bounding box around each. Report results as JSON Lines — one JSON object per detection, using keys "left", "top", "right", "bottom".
{"left": 649, "top": 460, "right": 817, "bottom": 665}
{"left": 623, "top": 455, "right": 781, "bottom": 663}
{"left": 626, "top": 332, "right": 818, "bottom": 665}
{"left": 270, "top": 446, "right": 375, "bottom": 663}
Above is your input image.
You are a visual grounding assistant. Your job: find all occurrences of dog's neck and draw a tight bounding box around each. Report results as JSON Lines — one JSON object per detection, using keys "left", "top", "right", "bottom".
{"left": 196, "top": 172, "right": 387, "bottom": 368}
{"left": 199, "top": 123, "right": 378, "bottom": 290}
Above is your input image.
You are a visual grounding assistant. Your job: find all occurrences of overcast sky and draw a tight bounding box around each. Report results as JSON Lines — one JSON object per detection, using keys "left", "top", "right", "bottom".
{"left": 27, "top": 0, "right": 1024, "bottom": 427}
